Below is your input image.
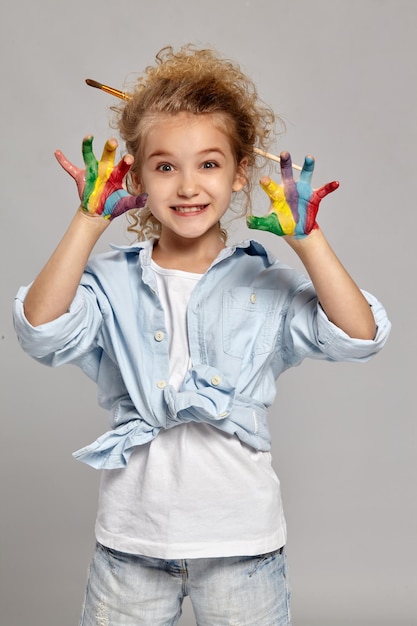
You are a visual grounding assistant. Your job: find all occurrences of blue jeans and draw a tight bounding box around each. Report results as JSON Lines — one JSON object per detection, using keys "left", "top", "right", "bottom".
{"left": 79, "top": 542, "right": 292, "bottom": 625}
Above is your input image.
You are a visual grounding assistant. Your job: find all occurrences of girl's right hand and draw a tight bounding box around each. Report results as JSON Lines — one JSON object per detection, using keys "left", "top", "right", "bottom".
{"left": 54, "top": 135, "right": 147, "bottom": 220}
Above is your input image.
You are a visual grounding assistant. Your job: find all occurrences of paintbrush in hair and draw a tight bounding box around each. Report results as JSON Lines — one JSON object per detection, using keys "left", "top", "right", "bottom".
{"left": 85, "top": 78, "right": 303, "bottom": 171}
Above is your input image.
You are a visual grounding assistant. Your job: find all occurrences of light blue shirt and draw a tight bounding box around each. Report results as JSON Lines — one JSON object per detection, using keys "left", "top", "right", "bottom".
{"left": 13, "top": 239, "right": 391, "bottom": 469}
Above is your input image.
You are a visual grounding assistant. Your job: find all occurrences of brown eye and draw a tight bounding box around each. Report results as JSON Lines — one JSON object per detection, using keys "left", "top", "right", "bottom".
{"left": 157, "top": 163, "right": 174, "bottom": 172}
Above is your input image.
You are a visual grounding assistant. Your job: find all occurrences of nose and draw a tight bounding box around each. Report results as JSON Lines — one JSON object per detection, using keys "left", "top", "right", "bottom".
{"left": 177, "top": 169, "right": 199, "bottom": 198}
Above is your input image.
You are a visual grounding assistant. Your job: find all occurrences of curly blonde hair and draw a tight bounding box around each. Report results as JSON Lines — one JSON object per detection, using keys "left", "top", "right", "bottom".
{"left": 112, "top": 44, "right": 279, "bottom": 241}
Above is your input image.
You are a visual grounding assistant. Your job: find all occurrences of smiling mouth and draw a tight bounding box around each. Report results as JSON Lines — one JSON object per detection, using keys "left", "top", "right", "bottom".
{"left": 172, "top": 205, "right": 208, "bottom": 214}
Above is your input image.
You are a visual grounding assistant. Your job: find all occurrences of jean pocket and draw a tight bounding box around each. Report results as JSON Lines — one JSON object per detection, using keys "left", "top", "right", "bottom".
{"left": 248, "top": 546, "right": 285, "bottom": 578}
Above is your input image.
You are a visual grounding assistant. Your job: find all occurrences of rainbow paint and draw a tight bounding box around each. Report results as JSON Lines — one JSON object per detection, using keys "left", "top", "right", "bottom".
{"left": 247, "top": 152, "right": 339, "bottom": 238}
{"left": 57, "top": 136, "right": 147, "bottom": 220}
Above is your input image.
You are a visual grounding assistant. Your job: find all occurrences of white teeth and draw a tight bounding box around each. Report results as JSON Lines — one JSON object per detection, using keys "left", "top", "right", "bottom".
{"left": 174, "top": 205, "right": 205, "bottom": 213}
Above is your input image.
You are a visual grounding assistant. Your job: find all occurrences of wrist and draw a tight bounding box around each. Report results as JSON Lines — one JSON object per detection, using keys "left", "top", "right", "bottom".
{"left": 285, "top": 225, "right": 322, "bottom": 250}
{"left": 76, "top": 206, "right": 112, "bottom": 229}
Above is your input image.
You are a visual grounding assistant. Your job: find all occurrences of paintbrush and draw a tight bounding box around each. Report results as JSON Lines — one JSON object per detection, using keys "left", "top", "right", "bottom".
{"left": 85, "top": 78, "right": 302, "bottom": 171}
{"left": 85, "top": 78, "right": 131, "bottom": 101}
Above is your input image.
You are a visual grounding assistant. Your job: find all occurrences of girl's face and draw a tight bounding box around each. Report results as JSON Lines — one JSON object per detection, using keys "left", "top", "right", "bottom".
{"left": 136, "top": 112, "right": 246, "bottom": 246}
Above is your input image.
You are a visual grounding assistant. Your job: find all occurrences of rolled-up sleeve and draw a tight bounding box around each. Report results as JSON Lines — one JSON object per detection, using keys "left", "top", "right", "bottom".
{"left": 282, "top": 285, "right": 391, "bottom": 367}
{"left": 13, "top": 284, "right": 103, "bottom": 368}
{"left": 313, "top": 289, "right": 390, "bottom": 362}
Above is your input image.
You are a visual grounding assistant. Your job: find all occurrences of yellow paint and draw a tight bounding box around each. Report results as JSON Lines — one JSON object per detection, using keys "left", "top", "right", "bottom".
{"left": 261, "top": 178, "right": 296, "bottom": 235}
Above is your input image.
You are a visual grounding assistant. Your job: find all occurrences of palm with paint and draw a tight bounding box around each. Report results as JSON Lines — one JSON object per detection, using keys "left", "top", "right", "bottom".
{"left": 55, "top": 136, "right": 147, "bottom": 219}
{"left": 247, "top": 151, "right": 339, "bottom": 238}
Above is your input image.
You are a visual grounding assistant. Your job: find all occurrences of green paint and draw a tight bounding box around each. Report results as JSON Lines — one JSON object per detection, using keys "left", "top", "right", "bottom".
{"left": 81, "top": 136, "right": 98, "bottom": 208}
{"left": 246, "top": 212, "right": 286, "bottom": 237}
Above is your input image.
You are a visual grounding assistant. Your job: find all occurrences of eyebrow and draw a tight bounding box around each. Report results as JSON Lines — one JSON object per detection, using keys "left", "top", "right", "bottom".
{"left": 147, "top": 147, "right": 227, "bottom": 159}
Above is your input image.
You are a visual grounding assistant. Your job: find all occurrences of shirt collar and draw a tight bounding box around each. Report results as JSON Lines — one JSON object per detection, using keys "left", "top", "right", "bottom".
{"left": 109, "top": 238, "right": 276, "bottom": 267}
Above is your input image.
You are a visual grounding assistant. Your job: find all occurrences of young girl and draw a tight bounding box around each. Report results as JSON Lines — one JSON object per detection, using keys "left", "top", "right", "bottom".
{"left": 13, "top": 45, "right": 390, "bottom": 625}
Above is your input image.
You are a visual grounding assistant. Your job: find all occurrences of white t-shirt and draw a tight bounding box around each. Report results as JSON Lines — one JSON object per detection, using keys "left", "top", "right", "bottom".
{"left": 95, "top": 261, "right": 286, "bottom": 559}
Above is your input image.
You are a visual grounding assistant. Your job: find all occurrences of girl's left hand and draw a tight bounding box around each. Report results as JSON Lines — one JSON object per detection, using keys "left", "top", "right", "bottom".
{"left": 247, "top": 151, "right": 339, "bottom": 238}
{"left": 55, "top": 135, "right": 147, "bottom": 220}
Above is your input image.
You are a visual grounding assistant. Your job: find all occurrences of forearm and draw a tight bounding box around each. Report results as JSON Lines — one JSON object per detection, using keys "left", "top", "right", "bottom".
{"left": 24, "top": 211, "right": 109, "bottom": 326}
{"left": 286, "top": 229, "right": 376, "bottom": 339}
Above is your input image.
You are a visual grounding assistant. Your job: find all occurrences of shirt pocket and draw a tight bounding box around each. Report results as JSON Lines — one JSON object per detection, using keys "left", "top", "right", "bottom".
{"left": 222, "top": 287, "right": 279, "bottom": 358}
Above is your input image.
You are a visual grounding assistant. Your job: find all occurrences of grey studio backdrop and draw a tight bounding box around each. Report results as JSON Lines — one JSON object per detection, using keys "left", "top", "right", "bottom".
{"left": 1, "top": 1, "right": 415, "bottom": 625}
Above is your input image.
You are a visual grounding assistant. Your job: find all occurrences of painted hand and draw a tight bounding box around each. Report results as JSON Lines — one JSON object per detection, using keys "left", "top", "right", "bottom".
{"left": 247, "top": 151, "right": 339, "bottom": 238}
{"left": 54, "top": 136, "right": 147, "bottom": 219}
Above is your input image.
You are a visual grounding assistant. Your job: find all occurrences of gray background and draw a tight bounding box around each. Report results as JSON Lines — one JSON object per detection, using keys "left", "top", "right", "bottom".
{"left": 1, "top": 1, "right": 415, "bottom": 624}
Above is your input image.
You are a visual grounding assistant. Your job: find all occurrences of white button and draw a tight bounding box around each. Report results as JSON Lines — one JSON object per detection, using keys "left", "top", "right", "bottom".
{"left": 156, "top": 380, "right": 166, "bottom": 389}
{"left": 219, "top": 411, "right": 229, "bottom": 418}
{"left": 154, "top": 331, "right": 164, "bottom": 342}
{"left": 250, "top": 293, "right": 256, "bottom": 304}
{"left": 211, "top": 375, "right": 221, "bottom": 386}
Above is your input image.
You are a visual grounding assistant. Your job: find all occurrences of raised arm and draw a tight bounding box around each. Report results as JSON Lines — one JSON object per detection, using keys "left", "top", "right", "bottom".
{"left": 23, "top": 136, "right": 147, "bottom": 327}
{"left": 247, "top": 152, "right": 376, "bottom": 340}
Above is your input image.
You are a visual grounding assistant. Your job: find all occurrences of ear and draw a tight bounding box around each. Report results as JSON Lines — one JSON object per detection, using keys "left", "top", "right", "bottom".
{"left": 232, "top": 157, "right": 248, "bottom": 192}
{"left": 129, "top": 170, "right": 143, "bottom": 194}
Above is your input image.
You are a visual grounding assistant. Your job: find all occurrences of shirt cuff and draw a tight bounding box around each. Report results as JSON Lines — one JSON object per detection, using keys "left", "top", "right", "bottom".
{"left": 316, "top": 290, "right": 391, "bottom": 362}
{"left": 13, "top": 285, "right": 94, "bottom": 361}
